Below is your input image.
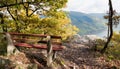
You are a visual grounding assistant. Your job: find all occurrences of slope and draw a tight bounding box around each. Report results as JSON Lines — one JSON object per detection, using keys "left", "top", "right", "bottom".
{"left": 68, "top": 11, "right": 106, "bottom": 35}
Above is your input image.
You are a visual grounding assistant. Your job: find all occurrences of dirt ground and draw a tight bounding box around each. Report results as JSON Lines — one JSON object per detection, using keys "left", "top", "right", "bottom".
{"left": 0, "top": 43, "right": 120, "bottom": 69}
{"left": 59, "top": 43, "right": 120, "bottom": 69}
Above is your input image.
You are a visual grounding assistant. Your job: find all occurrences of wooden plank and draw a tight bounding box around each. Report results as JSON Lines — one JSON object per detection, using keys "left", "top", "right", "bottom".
{"left": 51, "top": 42, "right": 62, "bottom": 45}
{"left": 14, "top": 43, "right": 64, "bottom": 51}
{"left": 12, "top": 38, "right": 40, "bottom": 42}
{"left": 38, "top": 41, "right": 62, "bottom": 45}
{"left": 10, "top": 33, "right": 48, "bottom": 37}
{"left": 0, "top": 32, "right": 48, "bottom": 37}
{"left": 37, "top": 40, "right": 47, "bottom": 44}
{"left": 0, "top": 32, "right": 62, "bottom": 39}
{"left": 51, "top": 35, "right": 62, "bottom": 39}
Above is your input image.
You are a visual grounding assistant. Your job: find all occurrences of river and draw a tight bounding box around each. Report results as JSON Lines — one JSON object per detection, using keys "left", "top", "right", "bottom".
{"left": 94, "top": 25, "right": 120, "bottom": 38}
{"left": 95, "top": 30, "right": 107, "bottom": 37}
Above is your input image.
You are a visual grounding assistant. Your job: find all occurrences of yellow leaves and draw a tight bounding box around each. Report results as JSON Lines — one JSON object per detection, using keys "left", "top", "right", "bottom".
{"left": 112, "top": 32, "right": 120, "bottom": 43}
{"left": 47, "top": 11, "right": 67, "bottom": 19}
{"left": 58, "top": 24, "right": 79, "bottom": 40}
{"left": 37, "top": 14, "right": 79, "bottom": 40}
{"left": 104, "top": 32, "right": 120, "bottom": 59}
{"left": 0, "top": 0, "right": 74, "bottom": 40}
{"left": 1, "top": 5, "right": 78, "bottom": 40}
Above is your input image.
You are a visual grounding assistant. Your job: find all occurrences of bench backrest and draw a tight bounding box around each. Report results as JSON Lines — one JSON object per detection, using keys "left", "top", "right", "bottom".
{"left": 9, "top": 33, "right": 62, "bottom": 45}
{"left": 0, "top": 32, "right": 64, "bottom": 51}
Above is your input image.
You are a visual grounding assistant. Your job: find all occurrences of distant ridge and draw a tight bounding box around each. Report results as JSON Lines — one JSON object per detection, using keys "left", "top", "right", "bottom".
{"left": 68, "top": 11, "right": 106, "bottom": 35}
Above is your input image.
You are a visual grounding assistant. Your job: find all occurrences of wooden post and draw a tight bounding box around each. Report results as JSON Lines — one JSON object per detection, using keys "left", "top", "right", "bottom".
{"left": 53, "top": 51, "right": 57, "bottom": 59}
{"left": 46, "top": 36, "right": 53, "bottom": 67}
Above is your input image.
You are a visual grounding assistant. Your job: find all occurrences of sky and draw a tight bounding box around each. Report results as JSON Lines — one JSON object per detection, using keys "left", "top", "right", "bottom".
{"left": 64, "top": 0, "right": 120, "bottom": 13}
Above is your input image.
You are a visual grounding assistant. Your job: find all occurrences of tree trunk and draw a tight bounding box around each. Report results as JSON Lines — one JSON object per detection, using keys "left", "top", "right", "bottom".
{"left": 101, "top": 0, "right": 113, "bottom": 54}
{"left": 5, "top": 33, "right": 19, "bottom": 56}
{"left": 107, "top": 24, "right": 110, "bottom": 38}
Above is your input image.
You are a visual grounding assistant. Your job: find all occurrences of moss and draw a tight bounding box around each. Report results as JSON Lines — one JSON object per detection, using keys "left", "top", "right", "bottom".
{"left": 27, "top": 64, "right": 37, "bottom": 69}
{"left": 0, "top": 58, "right": 15, "bottom": 69}
{"left": 0, "top": 35, "right": 7, "bottom": 55}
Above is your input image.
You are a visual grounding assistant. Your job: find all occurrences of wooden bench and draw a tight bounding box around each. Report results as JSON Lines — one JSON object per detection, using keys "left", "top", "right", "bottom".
{"left": 10, "top": 33, "right": 64, "bottom": 50}
{"left": 1, "top": 32, "right": 65, "bottom": 66}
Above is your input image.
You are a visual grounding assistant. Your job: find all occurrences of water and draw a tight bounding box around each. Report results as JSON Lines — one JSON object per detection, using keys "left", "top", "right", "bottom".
{"left": 95, "top": 30, "right": 107, "bottom": 37}
{"left": 94, "top": 26, "right": 120, "bottom": 38}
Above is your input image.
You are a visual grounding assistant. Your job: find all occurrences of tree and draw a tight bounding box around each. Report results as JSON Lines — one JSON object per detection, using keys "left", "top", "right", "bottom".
{"left": 0, "top": 0, "right": 79, "bottom": 64}
{"left": 101, "top": 0, "right": 120, "bottom": 53}
{"left": 0, "top": 0, "right": 68, "bottom": 31}
{"left": 0, "top": 0, "right": 78, "bottom": 40}
{"left": 101, "top": 0, "right": 114, "bottom": 53}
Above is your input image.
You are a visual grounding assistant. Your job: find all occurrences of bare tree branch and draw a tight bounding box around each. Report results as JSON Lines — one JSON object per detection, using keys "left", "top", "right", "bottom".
{"left": 28, "top": 7, "right": 40, "bottom": 17}
{"left": 0, "top": 1, "right": 39, "bottom": 8}
{"left": 7, "top": 7, "right": 16, "bottom": 21}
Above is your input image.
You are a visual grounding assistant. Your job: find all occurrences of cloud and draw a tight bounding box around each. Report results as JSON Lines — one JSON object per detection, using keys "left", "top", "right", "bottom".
{"left": 64, "top": 0, "right": 120, "bottom": 13}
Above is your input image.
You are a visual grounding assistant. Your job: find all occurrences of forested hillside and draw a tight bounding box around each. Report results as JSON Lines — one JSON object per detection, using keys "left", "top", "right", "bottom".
{"left": 69, "top": 11, "right": 106, "bottom": 35}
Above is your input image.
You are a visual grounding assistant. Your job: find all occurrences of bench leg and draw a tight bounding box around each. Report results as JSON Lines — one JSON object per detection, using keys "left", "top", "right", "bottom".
{"left": 47, "top": 51, "right": 57, "bottom": 66}
{"left": 53, "top": 51, "right": 57, "bottom": 59}
{"left": 47, "top": 37, "right": 53, "bottom": 67}
{"left": 47, "top": 51, "right": 53, "bottom": 67}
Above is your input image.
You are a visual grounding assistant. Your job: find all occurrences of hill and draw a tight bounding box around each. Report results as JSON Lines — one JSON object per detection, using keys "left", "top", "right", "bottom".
{"left": 89, "top": 13, "right": 105, "bottom": 19}
{"left": 68, "top": 11, "right": 106, "bottom": 35}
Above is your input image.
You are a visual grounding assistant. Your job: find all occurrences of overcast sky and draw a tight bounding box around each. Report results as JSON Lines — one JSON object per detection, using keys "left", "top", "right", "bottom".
{"left": 64, "top": 0, "right": 120, "bottom": 13}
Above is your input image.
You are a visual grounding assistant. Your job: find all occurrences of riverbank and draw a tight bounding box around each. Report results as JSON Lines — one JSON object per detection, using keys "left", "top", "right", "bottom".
{"left": 86, "top": 25, "right": 120, "bottom": 38}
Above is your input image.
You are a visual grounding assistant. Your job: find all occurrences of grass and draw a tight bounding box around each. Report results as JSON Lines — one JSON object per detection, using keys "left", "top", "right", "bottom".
{"left": 106, "top": 45, "right": 120, "bottom": 60}
{"left": 89, "top": 32, "right": 120, "bottom": 61}
{"left": 91, "top": 38, "right": 120, "bottom": 60}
